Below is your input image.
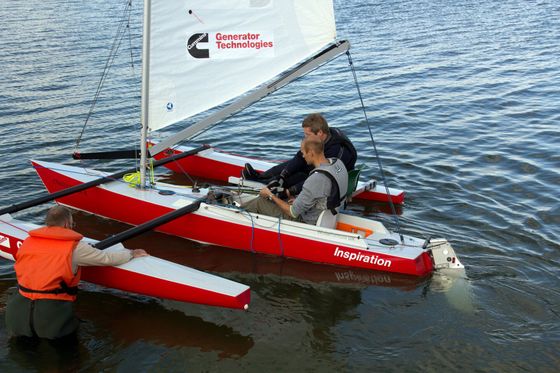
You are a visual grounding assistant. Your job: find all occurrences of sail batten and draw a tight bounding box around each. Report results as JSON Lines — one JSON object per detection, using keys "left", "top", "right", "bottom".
{"left": 148, "top": 0, "right": 337, "bottom": 133}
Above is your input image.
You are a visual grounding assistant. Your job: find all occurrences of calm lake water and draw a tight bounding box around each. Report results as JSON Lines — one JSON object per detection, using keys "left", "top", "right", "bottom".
{"left": 1, "top": 0, "right": 559, "bottom": 371}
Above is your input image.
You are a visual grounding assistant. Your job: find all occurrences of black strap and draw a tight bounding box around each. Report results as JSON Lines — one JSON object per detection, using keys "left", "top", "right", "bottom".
{"left": 312, "top": 169, "right": 345, "bottom": 215}
{"left": 18, "top": 281, "right": 78, "bottom": 296}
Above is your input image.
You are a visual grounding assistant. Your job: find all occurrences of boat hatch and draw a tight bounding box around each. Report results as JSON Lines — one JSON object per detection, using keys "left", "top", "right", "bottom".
{"left": 336, "top": 221, "right": 373, "bottom": 238}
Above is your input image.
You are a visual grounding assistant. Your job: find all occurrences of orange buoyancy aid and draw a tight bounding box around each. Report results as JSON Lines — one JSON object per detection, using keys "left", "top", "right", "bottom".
{"left": 15, "top": 226, "right": 84, "bottom": 302}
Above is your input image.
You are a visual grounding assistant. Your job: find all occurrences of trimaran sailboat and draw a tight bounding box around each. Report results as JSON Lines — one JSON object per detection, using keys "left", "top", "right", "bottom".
{"left": 0, "top": 0, "right": 464, "bottom": 308}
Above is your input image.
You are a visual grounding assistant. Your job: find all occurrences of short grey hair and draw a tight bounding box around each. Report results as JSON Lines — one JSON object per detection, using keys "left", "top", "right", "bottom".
{"left": 45, "top": 205, "right": 73, "bottom": 227}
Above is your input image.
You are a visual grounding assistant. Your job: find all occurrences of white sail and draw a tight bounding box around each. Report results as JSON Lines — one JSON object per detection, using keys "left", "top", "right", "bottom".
{"left": 148, "top": 0, "right": 336, "bottom": 132}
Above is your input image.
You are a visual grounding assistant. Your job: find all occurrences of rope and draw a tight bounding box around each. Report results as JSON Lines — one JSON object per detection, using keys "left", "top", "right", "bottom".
{"left": 207, "top": 193, "right": 256, "bottom": 254}
{"left": 245, "top": 210, "right": 256, "bottom": 254}
{"left": 123, "top": 171, "right": 141, "bottom": 187}
{"left": 277, "top": 215, "right": 285, "bottom": 257}
{"left": 161, "top": 147, "right": 198, "bottom": 186}
{"left": 346, "top": 51, "right": 404, "bottom": 244}
{"left": 74, "top": 0, "right": 135, "bottom": 151}
{"left": 122, "top": 159, "right": 153, "bottom": 187}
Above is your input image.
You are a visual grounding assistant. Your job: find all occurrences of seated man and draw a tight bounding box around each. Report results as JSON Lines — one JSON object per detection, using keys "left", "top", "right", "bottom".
{"left": 243, "top": 137, "right": 348, "bottom": 225}
{"left": 243, "top": 113, "right": 357, "bottom": 195}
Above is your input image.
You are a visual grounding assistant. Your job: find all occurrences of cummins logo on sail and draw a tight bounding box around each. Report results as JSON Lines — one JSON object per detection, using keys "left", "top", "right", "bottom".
{"left": 187, "top": 32, "right": 274, "bottom": 59}
{"left": 187, "top": 33, "right": 209, "bottom": 58}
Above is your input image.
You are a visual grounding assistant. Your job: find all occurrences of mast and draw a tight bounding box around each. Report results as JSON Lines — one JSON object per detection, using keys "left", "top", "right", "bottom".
{"left": 140, "top": 0, "right": 151, "bottom": 188}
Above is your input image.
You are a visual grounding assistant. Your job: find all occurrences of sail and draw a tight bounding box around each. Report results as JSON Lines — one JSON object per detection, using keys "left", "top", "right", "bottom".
{"left": 148, "top": 0, "right": 336, "bottom": 132}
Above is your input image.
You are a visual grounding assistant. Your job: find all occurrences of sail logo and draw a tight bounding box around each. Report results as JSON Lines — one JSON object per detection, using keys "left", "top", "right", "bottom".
{"left": 187, "top": 32, "right": 274, "bottom": 59}
{"left": 187, "top": 33, "right": 210, "bottom": 59}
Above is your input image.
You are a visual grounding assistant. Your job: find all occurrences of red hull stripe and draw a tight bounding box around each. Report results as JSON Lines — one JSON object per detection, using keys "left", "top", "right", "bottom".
{"left": 354, "top": 190, "right": 405, "bottom": 204}
{"left": 81, "top": 266, "right": 250, "bottom": 309}
{"left": 153, "top": 150, "right": 243, "bottom": 182}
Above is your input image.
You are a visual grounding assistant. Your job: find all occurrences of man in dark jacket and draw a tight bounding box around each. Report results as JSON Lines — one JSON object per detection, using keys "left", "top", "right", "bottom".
{"left": 243, "top": 113, "right": 357, "bottom": 195}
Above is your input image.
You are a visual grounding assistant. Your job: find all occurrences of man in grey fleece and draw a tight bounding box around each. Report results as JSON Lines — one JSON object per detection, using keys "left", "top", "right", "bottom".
{"left": 243, "top": 137, "right": 347, "bottom": 225}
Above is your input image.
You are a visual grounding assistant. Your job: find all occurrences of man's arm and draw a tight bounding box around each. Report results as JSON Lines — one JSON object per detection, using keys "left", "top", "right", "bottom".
{"left": 260, "top": 187, "right": 295, "bottom": 218}
{"left": 290, "top": 174, "right": 322, "bottom": 217}
{"left": 72, "top": 242, "right": 148, "bottom": 272}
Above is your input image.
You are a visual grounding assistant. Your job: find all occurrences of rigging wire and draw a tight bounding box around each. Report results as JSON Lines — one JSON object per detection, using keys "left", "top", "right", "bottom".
{"left": 277, "top": 215, "right": 285, "bottom": 257}
{"left": 74, "top": 0, "right": 134, "bottom": 152}
{"left": 346, "top": 51, "right": 404, "bottom": 244}
{"left": 163, "top": 152, "right": 199, "bottom": 186}
{"left": 124, "top": 0, "right": 143, "bottom": 173}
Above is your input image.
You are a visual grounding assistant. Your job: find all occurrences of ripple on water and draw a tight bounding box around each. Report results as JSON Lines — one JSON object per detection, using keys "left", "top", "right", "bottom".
{"left": 0, "top": 0, "right": 560, "bottom": 371}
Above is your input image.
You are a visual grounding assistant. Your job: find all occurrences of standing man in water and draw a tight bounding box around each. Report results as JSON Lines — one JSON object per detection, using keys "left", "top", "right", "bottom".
{"left": 5, "top": 205, "right": 148, "bottom": 340}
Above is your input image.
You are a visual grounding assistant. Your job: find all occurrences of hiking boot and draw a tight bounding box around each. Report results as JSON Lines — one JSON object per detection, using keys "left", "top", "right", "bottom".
{"left": 242, "top": 163, "right": 261, "bottom": 180}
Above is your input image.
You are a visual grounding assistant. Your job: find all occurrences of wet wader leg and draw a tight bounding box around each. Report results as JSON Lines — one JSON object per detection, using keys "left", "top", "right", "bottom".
{"left": 33, "top": 299, "right": 79, "bottom": 339}
{"left": 5, "top": 290, "right": 35, "bottom": 338}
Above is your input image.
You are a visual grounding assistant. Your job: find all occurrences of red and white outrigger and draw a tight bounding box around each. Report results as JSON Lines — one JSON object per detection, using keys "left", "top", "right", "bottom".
{"left": 29, "top": 159, "right": 463, "bottom": 277}
{"left": 0, "top": 213, "right": 250, "bottom": 310}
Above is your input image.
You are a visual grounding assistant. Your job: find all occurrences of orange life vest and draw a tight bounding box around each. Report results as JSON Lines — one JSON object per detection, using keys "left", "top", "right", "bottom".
{"left": 15, "top": 226, "right": 83, "bottom": 302}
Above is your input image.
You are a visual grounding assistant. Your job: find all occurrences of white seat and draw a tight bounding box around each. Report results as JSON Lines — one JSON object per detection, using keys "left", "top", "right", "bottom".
{"left": 316, "top": 210, "right": 337, "bottom": 229}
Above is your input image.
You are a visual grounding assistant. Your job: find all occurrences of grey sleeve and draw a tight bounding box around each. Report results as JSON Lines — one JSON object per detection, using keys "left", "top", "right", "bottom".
{"left": 290, "top": 173, "right": 330, "bottom": 218}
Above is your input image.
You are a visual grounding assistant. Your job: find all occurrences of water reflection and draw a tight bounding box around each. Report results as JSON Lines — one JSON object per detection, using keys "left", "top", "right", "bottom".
{"left": 72, "top": 210, "right": 475, "bottom": 319}
{"left": 0, "top": 208, "right": 474, "bottom": 371}
{"left": 430, "top": 268, "right": 475, "bottom": 314}
{"left": 76, "top": 291, "right": 254, "bottom": 358}
{"left": 7, "top": 333, "right": 86, "bottom": 373}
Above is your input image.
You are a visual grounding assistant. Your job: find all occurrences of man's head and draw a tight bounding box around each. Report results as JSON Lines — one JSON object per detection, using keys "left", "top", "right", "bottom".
{"left": 45, "top": 205, "right": 74, "bottom": 229}
{"left": 302, "top": 113, "right": 330, "bottom": 142}
{"left": 300, "top": 137, "right": 325, "bottom": 166}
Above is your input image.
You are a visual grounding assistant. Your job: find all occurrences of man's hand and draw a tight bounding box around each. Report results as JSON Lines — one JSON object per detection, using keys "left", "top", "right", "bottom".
{"left": 131, "top": 249, "right": 149, "bottom": 258}
{"left": 259, "top": 187, "right": 274, "bottom": 200}
{"left": 286, "top": 188, "right": 295, "bottom": 203}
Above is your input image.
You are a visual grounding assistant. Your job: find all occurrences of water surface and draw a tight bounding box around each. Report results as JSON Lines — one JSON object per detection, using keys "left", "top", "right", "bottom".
{"left": 0, "top": 0, "right": 559, "bottom": 371}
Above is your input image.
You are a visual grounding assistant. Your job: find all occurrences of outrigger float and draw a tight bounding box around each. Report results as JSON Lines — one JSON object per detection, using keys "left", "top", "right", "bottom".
{"left": 0, "top": 213, "right": 250, "bottom": 310}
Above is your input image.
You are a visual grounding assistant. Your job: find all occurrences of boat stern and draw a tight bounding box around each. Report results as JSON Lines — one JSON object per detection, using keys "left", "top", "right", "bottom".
{"left": 428, "top": 239, "right": 464, "bottom": 271}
